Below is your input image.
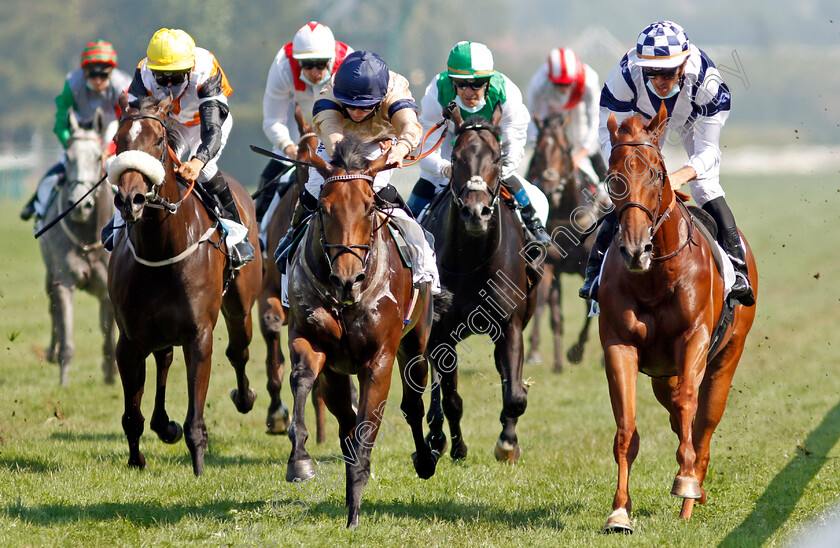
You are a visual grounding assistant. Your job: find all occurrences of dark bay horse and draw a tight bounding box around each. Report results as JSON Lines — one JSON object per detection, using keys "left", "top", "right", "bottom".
{"left": 108, "top": 93, "right": 262, "bottom": 476}
{"left": 423, "top": 107, "right": 539, "bottom": 463}
{"left": 284, "top": 136, "right": 439, "bottom": 528}
{"left": 39, "top": 108, "right": 115, "bottom": 386}
{"left": 599, "top": 104, "right": 757, "bottom": 533}
{"left": 259, "top": 104, "right": 327, "bottom": 442}
{"left": 525, "top": 112, "right": 597, "bottom": 372}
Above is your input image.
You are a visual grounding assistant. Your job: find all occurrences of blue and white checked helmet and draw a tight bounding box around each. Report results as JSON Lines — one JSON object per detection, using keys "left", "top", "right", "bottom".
{"left": 635, "top": 21, "right": 690, "bottom": 68}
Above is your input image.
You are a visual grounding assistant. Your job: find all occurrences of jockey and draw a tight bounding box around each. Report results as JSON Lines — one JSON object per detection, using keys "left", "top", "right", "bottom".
{"left": 255, "top": 21, "right": 354, "bottom": 222}
{"left": 275, "top": 50, "right": 440, "bottom": 296}
{"left": 103, "top": 28, "right": 254, "bottom": 269}
{"left": 525, "top": 47, "right": 608, "bottom": 185}
{"left": 406, "top": 41, "right": 551, "bottom": 246}
{"left": 579, "top": 21, "right": 754, "bottom": 307}
{"left": 20, "top": 40, "right": 131, "bottom": 223}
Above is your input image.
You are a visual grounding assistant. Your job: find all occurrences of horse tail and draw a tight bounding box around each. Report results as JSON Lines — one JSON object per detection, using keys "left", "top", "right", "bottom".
{"left": 432, "top": 287, "right": 454, "bottom": 323}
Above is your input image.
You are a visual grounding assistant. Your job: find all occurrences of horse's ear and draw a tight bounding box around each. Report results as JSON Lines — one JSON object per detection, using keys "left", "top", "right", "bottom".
{"left": 450, "top": 105, "right": 464, "bottom": 128}
{"left": 68, "top": 109, "right": 80, "bottom": 133}
{"left": 294, "top": 103, "right": 307, "bottom": 136}
{"left": 365, "top": 147, "right": 391, "bottom": 178}
{"left": 561, "top": 112, "right": 571, "bottom": 129}
{"left": 157, "top": 93, "right": 174, "bottom": 116}
{"left": 490, "top": 102, "right": 503, "bottom": 126}
{"left": 607, "top": 113, "right": 619, "bottom": 145}
{"left": 532, "top": 114, "right": 542, "bottom": 133}
{"left": 93, "top": 107, "right": 105, "bottom": 137}
{"left": 118, "top": 91, "right": 129, "bottom": 114}
{"left": 645, "top": 101, "right": 669, "bottom": 147}
{"left": 307, "top": 142, "right": 334, "bottom": 179}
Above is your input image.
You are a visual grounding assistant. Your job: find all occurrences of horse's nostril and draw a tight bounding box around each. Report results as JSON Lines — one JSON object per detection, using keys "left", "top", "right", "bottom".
{"left": 329, "top": 274, "right": 342, "bottom": 290}
{"left": 114, "top": 195, "right": 124, "bottom": 209}
{"left": 643, "top": 243, "right": 653, "bottom": 254}
{"left": 132, "top": 194, "right": 145, "bottom": 206}
{"left": 354, "top": 273, "right": 366, "bottom": 285}
{"left": 480, "top": 206, "right": 493, "bottom": 218}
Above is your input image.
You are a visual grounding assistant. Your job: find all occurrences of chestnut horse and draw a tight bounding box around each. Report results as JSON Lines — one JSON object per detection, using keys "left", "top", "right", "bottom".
{"left": 259, "top": 104, "right": 327, "bottom": 441}
{"left": 423, "top": 108, "right": 539, "bottom": 463}
{"left": 284, "top": 136, "right": 440, "bottom": 528}
{"left": 108, "top": 93, "right": 262, "bottom": 476}
{"left": 38, "top": 108, "right": 115, "bottom": 386}
{"left": 599, "top": 104, "right": 757, "bottom": 533}
{"left": 525, "top": 112, "right": 597, "bottom": 372}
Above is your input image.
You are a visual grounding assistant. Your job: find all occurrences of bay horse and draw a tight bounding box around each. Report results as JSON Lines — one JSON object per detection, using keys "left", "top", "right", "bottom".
{"left": 525, "top": 111, "right": 597, "bottom": 373}
{"left": 259, "top": 104, "right": 327, "bottom": 442}
{"left": 38, "top": 108, "right": 116, "bottom": 386}
{"left": 284, "top": 136, "right": 439, "bottom": 528}
{"left": 599, "top": 103, "right": 757, "bottom": 533}
{"left": 108, "top": 93, "right": 262, "bottom": 476}
{"left": 423, "top": 107, "right": 539, "bottom": 463}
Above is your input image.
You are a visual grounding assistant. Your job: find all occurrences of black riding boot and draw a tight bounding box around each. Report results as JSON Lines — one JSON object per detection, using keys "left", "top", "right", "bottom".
{"left": 254, "top": 159, "right": 291, "bottom": 223}
{"left": 702, "top": 197, "right": 755, "bottom": 306}
{"left": 19, "top": 193, "right": 37, "bottom": 221}
{"left": 503, "top": 174, "right": 551, "bottom": 246}
{"left": 205, "top": 173, "right": 255, "bottom": 270}
{"left": 578, "top": 210, "right": 617, "bottom": 301}
{"left": 275, "top": 188, "right": 318, "bottom": 274}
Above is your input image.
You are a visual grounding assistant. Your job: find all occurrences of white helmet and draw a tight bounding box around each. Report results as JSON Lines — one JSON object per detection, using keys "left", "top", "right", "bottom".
{"left": 292, "top": 21, "right": 336, "bottom": 60}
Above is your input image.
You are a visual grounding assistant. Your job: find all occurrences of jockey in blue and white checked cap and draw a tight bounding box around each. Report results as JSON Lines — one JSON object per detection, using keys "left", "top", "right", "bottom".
{"left": 578, "top": 20, "right": 755, "bottom": 307}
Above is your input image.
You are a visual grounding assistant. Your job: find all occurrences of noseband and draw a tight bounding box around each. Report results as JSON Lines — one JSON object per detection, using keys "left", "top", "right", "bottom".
{"left": 318, "top": 173, "right": 379, "bottom": 274}
{"left": 450, "top": 124, "right": 502, "bottom": 210}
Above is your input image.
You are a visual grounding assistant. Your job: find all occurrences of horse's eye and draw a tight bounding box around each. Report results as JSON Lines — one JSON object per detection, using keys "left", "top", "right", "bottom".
{"left": 157, "top": 137, "right": 165, "bottom": 147}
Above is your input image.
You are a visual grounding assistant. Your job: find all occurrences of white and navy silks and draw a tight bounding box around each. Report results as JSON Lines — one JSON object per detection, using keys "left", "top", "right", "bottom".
{"left": 416, "top": 72, "right": 548, "bottom": 224}
{"left": 262, "top": 41, "right": 353, "bottom": 155}
{"left": 281, "top": 70, "right": 441, "bottom": 304}
{"left": 526, "top": 62, "right": 602, "bottom": 184}
{"left": 598, "top": 44, "right": 731, "bottom": 207}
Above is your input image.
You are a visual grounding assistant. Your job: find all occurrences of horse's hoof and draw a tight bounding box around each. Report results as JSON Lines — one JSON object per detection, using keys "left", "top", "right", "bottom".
{"left": 526, "top": 352, "right": 542, "bottom": 365}
{"left": 230, "top": 388, "right": 257, "bottom": 414}
{"left": 567, "top": 344, "right": 584, "bottom": 364}
{"left": 552, "top": 363, "right": 563, "bottom": 374}
{"left": 671, "top": 475, "right": 703, "bottom": 499}
{"left": 127, "top": 453, "right": 146, "bottom": 470}
{"left": 493, "top": 439, "right": 521, "bottom": 463}
{"left": 411, "top": 449, "right": 440, "bottom": 479}
{"left": 286, "top": 458, "right": 316, "bottom": 482}
{"left": 450, "top": 439, "right": 468, "bottom": 461}
{"left": 603, "top": 508, "right": 633, "bottom": 534}
{"left": 159, "top": 421, "right": 183, "bottom": 444}
{"left": 266, "top": 402, "right": 291, "bottom": 435}
{"left": 425, "top": 431, "right": 448, "bottom": 455}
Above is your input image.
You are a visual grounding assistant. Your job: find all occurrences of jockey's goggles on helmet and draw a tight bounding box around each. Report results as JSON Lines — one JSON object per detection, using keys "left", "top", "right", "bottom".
{"left": 341, "top": 103, "right": 377, "bottom": 113}
{"left": 153, "top": 70, "right": 190, "bottom": 87}
{"left": 643, "top": 66, "right": 680, "bottom": 80}
{"left": 300, "top": 59, "right": 329, "bottom": 70}
{"left": 452, "top": 78, "right": 489, "bottom": 91}
{"left": 85, "top": 65, "right": 113, "bottom": 80}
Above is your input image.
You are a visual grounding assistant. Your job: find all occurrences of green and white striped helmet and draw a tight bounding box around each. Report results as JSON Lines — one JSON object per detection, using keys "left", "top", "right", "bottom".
{"left": 446, "top": 41, "right": 494, "bottom": 79}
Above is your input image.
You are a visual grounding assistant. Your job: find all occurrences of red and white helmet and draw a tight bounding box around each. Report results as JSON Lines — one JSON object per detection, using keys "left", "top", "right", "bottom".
{"left": 547, "top": 47, "right": 583, "bottom": 84}
{"left": 292, "top": 21, "right": 336, "bottom": 60}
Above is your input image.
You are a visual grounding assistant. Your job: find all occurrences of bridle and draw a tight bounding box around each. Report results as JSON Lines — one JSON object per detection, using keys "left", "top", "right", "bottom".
{"left": 534, "top": 124, "right": 576, "bottom": 199}
{"left": 450, "top": 123, "right": 502, "bottom": 211}
{"left": 611, "top": 141, "right": 694, "bottom": 261}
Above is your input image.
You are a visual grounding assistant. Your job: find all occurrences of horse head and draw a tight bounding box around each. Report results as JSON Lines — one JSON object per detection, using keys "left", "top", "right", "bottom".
{"left": 308, "top": 136, "right": 388, "bottom": 305}
{"left": 449, "top": 104, "right": 503, "bottom": 233}
{"left": 110, "top": 92, "right": 175, "bottom": 224}
{"left": 293, "top": 103, "right": 319, "bottom": 188}
{"left": 528, "top": 112, "right": 574, "bottom": 209}
{"left": 606, "top": 101, "right": 671, "bottom": 272}
{"left": 64, "top": 109, "right": 106, "bottom": 222}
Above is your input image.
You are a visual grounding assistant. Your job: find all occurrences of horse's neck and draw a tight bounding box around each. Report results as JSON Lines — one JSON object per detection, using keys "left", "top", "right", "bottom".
{"left": 652, "top": 198, "right": 689, "bottom": 259}
{"left": 132, "top": 175, "right": 206, "bottom": 257}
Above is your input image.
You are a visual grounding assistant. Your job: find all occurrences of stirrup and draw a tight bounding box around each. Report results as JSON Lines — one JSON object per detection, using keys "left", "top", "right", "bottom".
{"left": 230, "top": 240, "right": 255, "bottom": 270}
{"left": 578, "top": 277, "right": 599, "bottom": 301}
{"left": 729, "top": 272, "right": 755, "bottom": 306}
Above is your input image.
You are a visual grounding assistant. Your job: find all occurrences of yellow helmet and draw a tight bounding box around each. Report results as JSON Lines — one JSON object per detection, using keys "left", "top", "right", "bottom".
{"left": 146, "top": 28, "right": 195, "bottom": 71}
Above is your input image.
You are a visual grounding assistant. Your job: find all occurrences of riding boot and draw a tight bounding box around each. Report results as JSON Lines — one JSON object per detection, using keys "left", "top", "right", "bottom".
{"left": 407, "top": 178, "right": 438, "bottom": 219}
{"left": 702, "top": 197, "right": 755, "bottom": 306}
{"left": 376, "top": 183, "right": 415, "bottom": 218}
{"left": 19, "top": 192, "right": 37, "bottom": 221}
{"left": 503, "top": 174, "right": 551, "bottom": 247}
{"left": 254, "top": 159, "right": 289, "bottom": 223}
{"left": 101, "top": 216, "right": 116, "bottom": 252}
{"left": 275, "top": 188, "right": 318, "bottom": 274}
{"left": 578, "top": 210, "right": 617, "bottom": 301}
{"left": 206, "top": 172, "right": 255, "bottom": 270}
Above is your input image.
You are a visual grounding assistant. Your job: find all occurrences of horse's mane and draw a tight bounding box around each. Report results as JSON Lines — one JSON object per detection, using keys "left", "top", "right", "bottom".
{"left": 127, "top": 95, "right": 183, "bottom": 150}
{"left": 455, "top": 115, "right": 502, "bottom": 140}
{"left": 331, "top": 135, "right": 369, "bottom": 172}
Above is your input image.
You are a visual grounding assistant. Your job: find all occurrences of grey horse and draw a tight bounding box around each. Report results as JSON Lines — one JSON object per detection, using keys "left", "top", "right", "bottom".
{"left": 38, "top": 109, "right": 116, "bottom": 386}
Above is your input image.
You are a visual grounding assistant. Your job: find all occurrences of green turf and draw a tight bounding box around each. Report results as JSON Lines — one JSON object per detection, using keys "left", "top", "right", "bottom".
{"left": 0, "top": 172, "right": 838, "bottom": 546}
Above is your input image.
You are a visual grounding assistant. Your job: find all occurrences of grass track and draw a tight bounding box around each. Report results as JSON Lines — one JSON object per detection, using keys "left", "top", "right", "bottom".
{"left": 0, "top": 172, "right": 839, "bottom": 546}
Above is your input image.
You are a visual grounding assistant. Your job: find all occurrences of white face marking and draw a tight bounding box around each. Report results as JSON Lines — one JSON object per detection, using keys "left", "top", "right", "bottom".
{"left": 129, "top": 120, "right": 142, "bottom": 142}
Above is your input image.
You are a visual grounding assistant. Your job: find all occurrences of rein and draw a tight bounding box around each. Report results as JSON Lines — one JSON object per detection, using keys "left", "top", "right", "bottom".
{"left": 611, "top": 141, "right": 694, "bottom": 261}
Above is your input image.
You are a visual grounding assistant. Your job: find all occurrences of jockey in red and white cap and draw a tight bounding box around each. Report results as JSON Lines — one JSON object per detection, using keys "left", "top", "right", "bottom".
{"left": 255, "top": 22, "right": 353, "bottom": 221}
{"left": 526, "top": 47, "right": 607, "bottom": 184}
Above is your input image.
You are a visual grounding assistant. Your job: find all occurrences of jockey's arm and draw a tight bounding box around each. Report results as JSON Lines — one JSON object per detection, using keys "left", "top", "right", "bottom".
{"left": 53, "top": 80, "right": 75, "bottom": 148}
{"left": 386, "top": 108, "right": 422, "bottom": 166}
{"left": 262, "top": 55, "right": 297, "bottom": 157}
{"left": 312, "top": 99, "right": 345, "bottom": 156}
{"left": 498, "top": 75, "right": 530, "bottom": 178}
{"left": 417, "top": 78, "right": 451, "bottom": 178}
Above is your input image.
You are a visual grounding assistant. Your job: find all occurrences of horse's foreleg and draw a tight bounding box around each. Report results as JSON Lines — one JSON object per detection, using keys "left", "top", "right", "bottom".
{"left": 223, "top": 306, "right": 257, "bottom": 415}
{"left": 99, "top": 292, "right": 117, "bottom": 385}
{"left": 437, "top": 347, "right": 467, "bottom": 461}
{"left": 494, "top": 321, "right": 528, "bottom": 463}
{"left": 567, "top": 301, "right": 592, "bottom": 364}
{"left": 424, "top": 363, "right": 447, "bottom": 454}
{"left": 603, "top": 341, "right": 640, "bottom": 533}
{"left": 549, "top": 275, "right": 565, "bottom": 373}
{"left": 261, "top": 295, "right": 289, "bottom": 435}
{"left": 526, "top": 276, "right": 549, "bottom": 365}
{"left": 398, "top": 331, "right": 439, "bottom": 480}
{"left": 286, "top": 335, "right": 325, "bottom": 483}
{"left": 149, "top": 348, "right": 182, "bottom": 444}
{"left": 669, "top": 333, "right": 709, "bottom": 502}
{"left": 183, "top": 328, "right": 214, "bottom": 476}
{"left": 50, "top": 283, "right": 75, "bottom": 386}
{"left": 116, "top": 334, "right": 148, "bottom": 469}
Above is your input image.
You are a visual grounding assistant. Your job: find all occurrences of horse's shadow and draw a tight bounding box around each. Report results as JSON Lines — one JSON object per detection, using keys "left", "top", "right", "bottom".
{"left": 719, "top": 400, "right": 840, "bottom": 546}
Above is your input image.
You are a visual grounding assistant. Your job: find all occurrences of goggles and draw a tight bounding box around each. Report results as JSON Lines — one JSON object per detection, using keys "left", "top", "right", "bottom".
{"left": 300, "top": 59, "right": 329, "bottom": 70}
{"left": 153, "top": 70, "right": 190, "bottom": 87}
{"left": 452, "top": 79, "right": 489, "bottom": 91}
{"left": 643, "top": 66, "right": 680, "bottom": 80}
